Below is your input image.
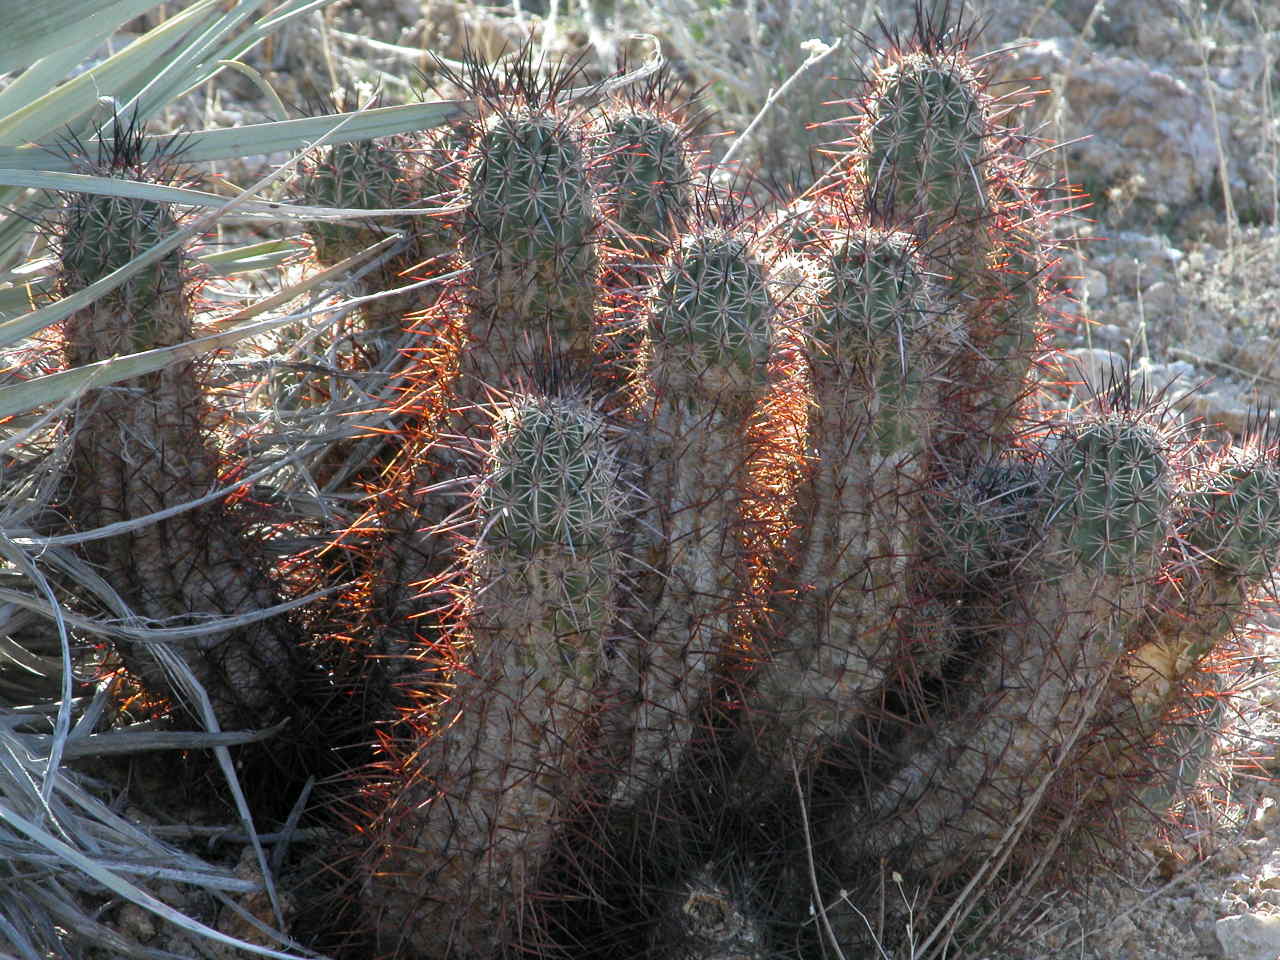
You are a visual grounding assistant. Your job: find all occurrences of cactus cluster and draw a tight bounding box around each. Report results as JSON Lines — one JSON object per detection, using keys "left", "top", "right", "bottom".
{"left": 40, "top": 12, "right": 1280, "bottom": 960}
{"left": 56, "top": 117, "right": 302, "bottom": 731}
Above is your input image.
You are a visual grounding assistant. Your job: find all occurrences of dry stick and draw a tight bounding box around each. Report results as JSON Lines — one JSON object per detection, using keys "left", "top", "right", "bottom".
{"left": 1195, "top": 16, "right": 1237, "bottom": 265}
{"left": 792, "top": 756, "right": 851, "bottom": 960}
{"left": 1249, "top": 0, "right": 1279, "bottom": 226}
{"left": 717, "top": 38, "right": 842, "bottom": 172}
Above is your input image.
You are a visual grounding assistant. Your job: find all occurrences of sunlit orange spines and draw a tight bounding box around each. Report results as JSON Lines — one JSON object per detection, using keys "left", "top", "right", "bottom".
{"left": 363, "top": 393, "right": 634, "bottom": 958}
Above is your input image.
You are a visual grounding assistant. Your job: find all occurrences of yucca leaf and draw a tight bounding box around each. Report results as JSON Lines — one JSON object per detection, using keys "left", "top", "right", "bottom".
{"left": 123, "top": 0, "right": 273, "bottom": 122}
{"left": 198, "top": 238, "right": 303, "bottom": 275}
{"left": 0, "top": 314, "right": 310, "bottom": 420}
{"left": 0, "top": 0, "right": 221, "bottom": 146}
{"left": 0, "top": 168, "right": 453, "bottom": 222}
{"left": 0, "top": 235, "right": 397, "bottom": 416}
{"left": 0, "top": 802, "right": 307, "bottom": 959}
{"left": 0, "top": 0, "right": 166, "bottom": 76}
{"left": 0, "top": 35, "right": 102, "bottom": 120}
{"left": 0, "top": 100, "right": 464, "bottom": 174}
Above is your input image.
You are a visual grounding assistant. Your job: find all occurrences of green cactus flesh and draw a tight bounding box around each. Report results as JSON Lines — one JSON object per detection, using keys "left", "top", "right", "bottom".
{"left": 600, "top": 110, "right": 691, "bottom": 255}
{"left": 369, "top": 395, "right": 624, "bottom": 955}
{"left": 864, "top": 53, "right": 988, "bottom": 224}
{"left": 860, "top": 418, "right": 1172, "bottom": 874}
{"left": 1185, "top": 453, "right": 1280, "bottom": 580}
{"left": 647, "top": 230, "right": 773, "bottom": 397}
{"left": 613, "top": 231, "right": 773, "bottom": 802}
{"left": 754, "top": 229, "right": 940, "bottom": 763}
{"left": 303, "top": 139, "right": 410, "bottom": 266}
{"left": 481, "top": 396, "right": 623, "bottom": 555}
{"left": 465, "top": 108, "right": 597, "bottom": 351}
{"left": 1049, "top": 419, "right": 1169, "bottom": 578}
{"left": 60, "top": 192, "right": 184, "bottom": 356}
{"left": 59, "top": 156, "right": 299, "bottom": 728}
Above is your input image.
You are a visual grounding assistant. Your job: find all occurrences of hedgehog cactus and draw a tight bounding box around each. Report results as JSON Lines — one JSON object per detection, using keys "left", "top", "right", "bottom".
{"left": 1098, "top": 443, "right": 1280, "bottom": 811}
{"left": 367, "top": 394, "right": 627, "bottom": 956}
{"left": 832, "top": 23, "right": 1046, "bottom": 454}
{"left": 36, "top": 15, "right": 1280, "bottom": 960}
{"left": 463, "top": 107, "right": 598, "bottom": 372}
{"left": 598, "top": 107, "right": 693, "bottom": 256}
{"left": 58, "top": 120, "right": 299, "bottom": 728}
{"left": 753, "top": 228, "right": 947, "bottom": 765}
{"left": 611, "top": 226, "right": 773, "bottom": 802}
{"left": 860, "top": 50, "right": 989, "bottom": 225}
{"left": 302, "top": 137, "right": 413, "bottom": 268}
{"left": 1185, "top": 448, "right": 1280, "bottom": 581}
{"left": 860, "top": 410, "right": 1172, "bottom": 879}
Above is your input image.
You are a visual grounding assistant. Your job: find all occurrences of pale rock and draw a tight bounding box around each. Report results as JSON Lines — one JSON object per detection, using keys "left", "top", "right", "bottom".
{"left": 1260, "top": 858, "right": 1280, "bottom": 890}
{"left": 1006, "top": 39, "right": 1217, "bottom": 208}
{"left": 1190, "top": 391, "right": 1251, "bottom": 435}
{"left": 1058, "top": 347, "right": 1125, "bottom": 401}
{"left": 1130, "top": 359, "right": 1197, "bottom": 395}
{"left": 1085, "top": 268, "right": 1108, "bottom": 301}
{"left": 1215, "top": 912, "right": 1280, "bottom": 960}
{"left": 1140, "top": 280, "right": 1178, "bottom": 316}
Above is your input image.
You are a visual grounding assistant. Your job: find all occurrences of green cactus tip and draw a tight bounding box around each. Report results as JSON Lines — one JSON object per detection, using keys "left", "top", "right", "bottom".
{"left": 648, "top": 229, "right": 774, "bottom": 387}
{"left": 1048, "top": 417, "right": 1170, "bottom": 577}
{"left": 862, "top": 49, "right": 989, "bottom": 223}
{"left": 302, "top": 138, "right": 410, "bottom": 266}
{"left": 479, "top": 394, "right": 623, "bottom": 555}
{"left": 1186, "top": 448, "right": 1280, "bottom": 580}
{"left": 599, "top": 108, "right": 693, "bottom": 253}
{"left": 465, "top": 107, "right": 596, "bottom": 312}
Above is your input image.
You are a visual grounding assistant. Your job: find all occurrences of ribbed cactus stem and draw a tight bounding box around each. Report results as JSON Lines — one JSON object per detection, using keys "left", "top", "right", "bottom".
{"left": 756, "top": 230, "right": 945, "bottom": 762}
{"left": 368, "top": 395, "right": 626, "bottom": 957}
{"left": 615, "top": 230, "right": 772, "bottom": 802}
{"left": 303, "top": 139, "right": 411, "bottom": 268}
{"left": 863, "top": 416, "right": 1171, "bottom": 871}
{"left": 852, "top": 42, "right": 1044, "bottom": 452}
{"left": 1109, "top": 446, "right": 1280, "bottom": 807}
{"left": 598, "top": 108, "right": 692, "bottom": 256}
{"left": 59, "top": 131, "right": 298, "bottom": 727}
{"left": 1185, "top": 448, "right": 1280, "bottom": 582}
{"left": 863, "top": 52, "right": 989, "bottom": 226}
{"left": 463, "top": 107, "right": 598, "bottom": 380}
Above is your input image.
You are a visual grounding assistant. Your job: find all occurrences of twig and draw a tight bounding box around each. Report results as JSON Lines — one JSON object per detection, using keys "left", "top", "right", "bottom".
{"left": 718, "top": 38, "right": 841, "bottom": 171}
{"left": 792, "top": 756, "right": 849, "bottom": 960}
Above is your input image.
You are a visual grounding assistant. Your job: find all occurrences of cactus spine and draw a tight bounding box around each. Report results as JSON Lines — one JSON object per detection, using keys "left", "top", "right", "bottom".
{"left": 611, "top": 227, "right": 773, "bottom": 802}
{"left": 34, "top": 16, "right": 1280, "bottom": 960}
{"left": 367, "top": 394, "right": 627, "bottom": 956}
{"left": 58, "top": 120, "right": 299, "bottom": 727}
{"left": 862, "top": 411, "right": 1172, "bottom": 874}
{"left": 755, "top": 228, "right": 947, "bottom": 763}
